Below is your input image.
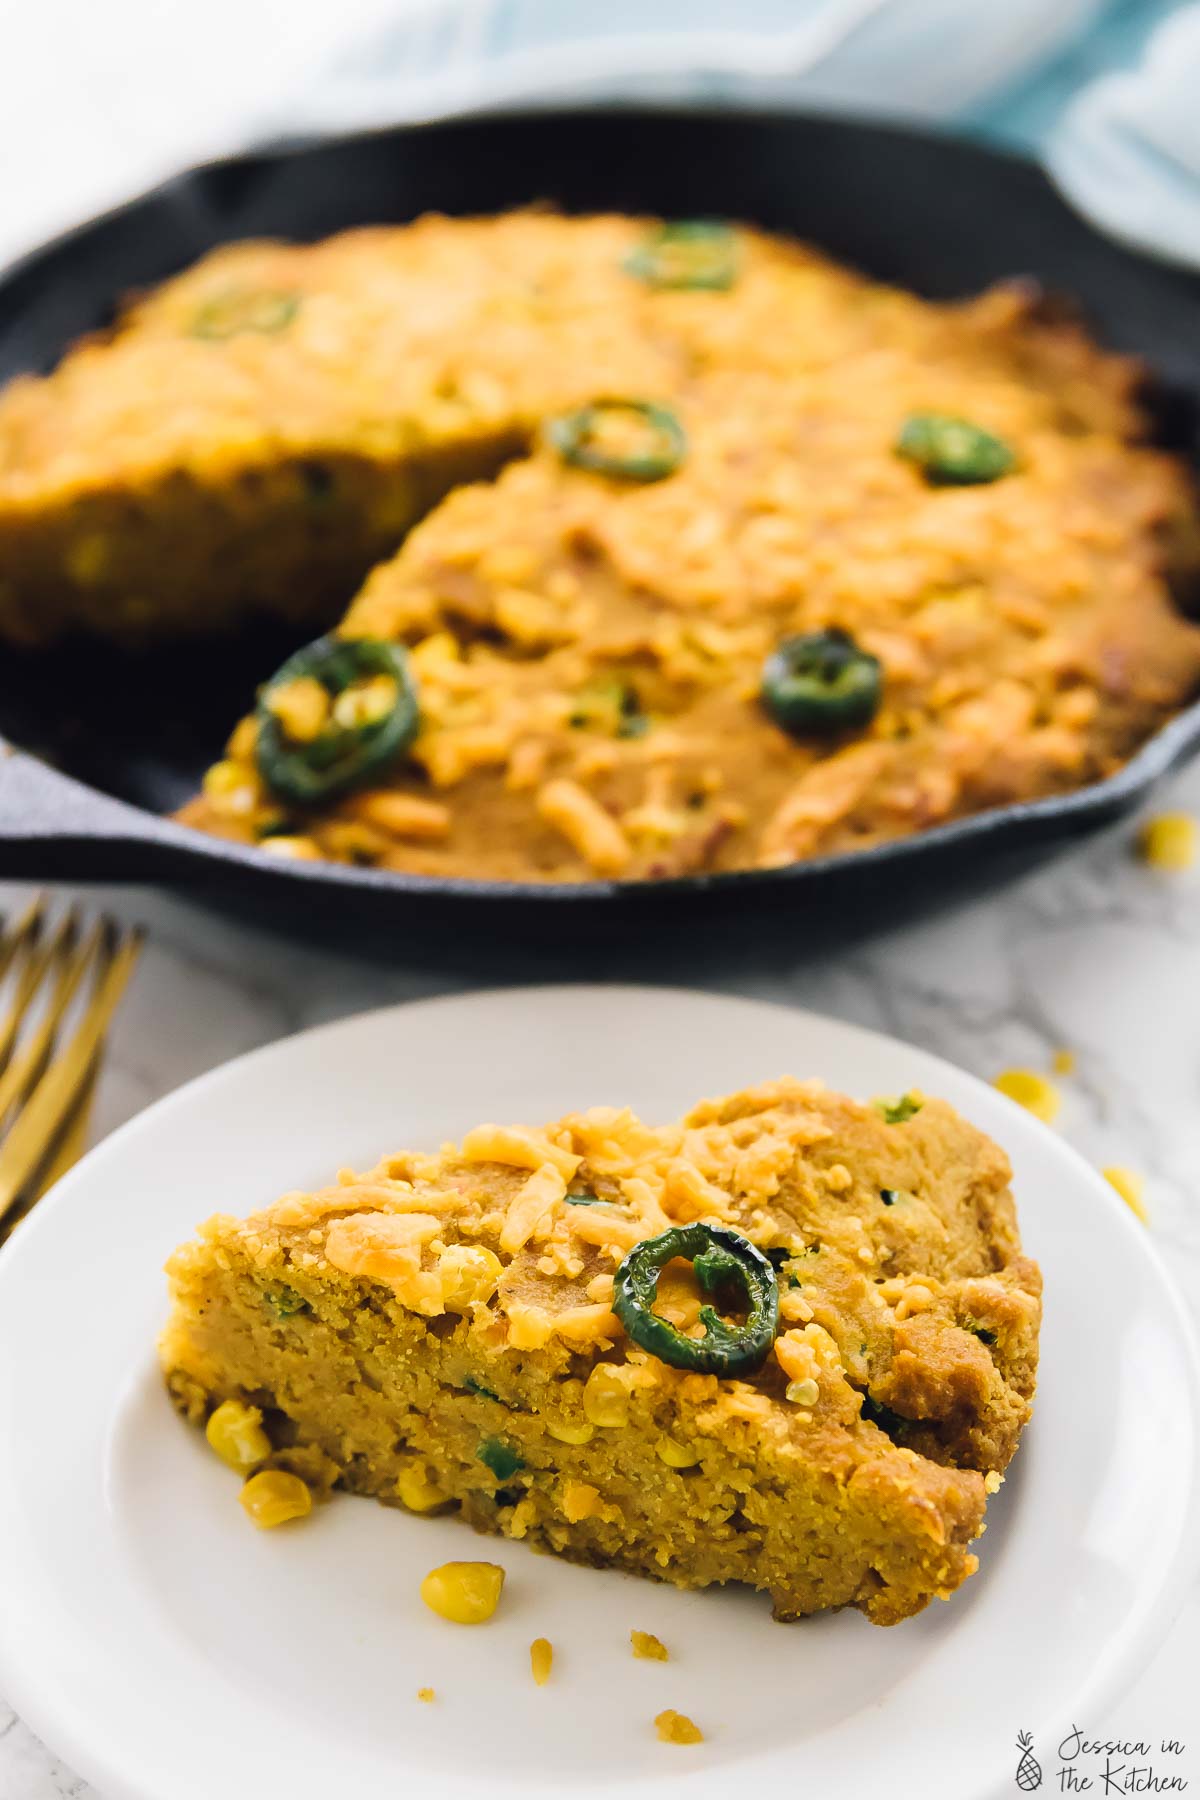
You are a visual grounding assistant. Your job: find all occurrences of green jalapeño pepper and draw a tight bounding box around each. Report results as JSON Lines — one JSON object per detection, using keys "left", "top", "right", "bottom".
{"left": 256, "top": 635, "right": 419, "bottom": 806}
{"left": 624, "top": 221, "right": 740, "bottom": 291}
{"left": 189, "top": 288, "right": 300, "bottom": 341}
{"left": 549, "top": 399, "right": 686, "bottom": 482}
{"left": 896, "top": 412, "right": 1015, "bottom": 485}
{"left": 613, "top": 1223, "right": 779, "bottom": 1378}
{"left": 761, "top": 628, "right": 883, "bottom": 737}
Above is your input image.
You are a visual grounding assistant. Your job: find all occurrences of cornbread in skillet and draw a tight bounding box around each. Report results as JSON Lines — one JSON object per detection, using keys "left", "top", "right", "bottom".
{"left": 160, "top": 1078, "right": 1042, "bottom": 1625}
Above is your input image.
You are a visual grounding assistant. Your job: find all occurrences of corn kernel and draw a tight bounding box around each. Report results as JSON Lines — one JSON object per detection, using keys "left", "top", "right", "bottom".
{"left": 259, "top": 834, "right": 322, "bottom": 861}
{"left": 583, "top": 1363, "right": 630, "bottom": 1428}
{"left": 409, "top": 631, "right": 461, "bottom": 675}
{"left": 239, "top": 1469, "right": 312, "bottom": 1528}
{"left": 437, "top": 1243, "right": 503, "bottom": 1311}
{"left": 332, "top": 674, "right": 398, "bottom": 731}
{"left": 202, "top": 759, "right": 259, "bottom": 818}
{"left": 1138, "top": 812, "right": 1197, "bottom": 872}
{"left": 226, "top": 715, "right": 259, "bottom": 761}
{"left": 205, "top": 1399, "right": 271, "bottom": 1472}
{"left": 396, "top": 1466, "right": 447, "bottom": 1512}
{"left": 545, "top": 1416, "right": 595, "bottom": 1445}
{"left": 656, "top": 1710, "right": 703, "bottom": 1745}
{"left": 786, "top": 1378, "right": 820, "bottom": 1407}
{"left": 655, "top": 1435, "right": 701, "bottom": 1469}
{"left": 561, "top": 1480, "right": 603, "bottom": 1523}
{"left": 530, "top": 1637, "right": 553, "bottom": 1686}
{"left": 420, "top": 1561, "right": 505, "bottom": 1625}
{"left": 631, "top": 1630, "right": 669, "bottom": 1661}
{"left": 993, "top": 1068, "right": 1060, "bottom": 1124}
{"left": 1103, "top": 1165, "right": 1148, "bottom": 1223}
{"left": 417, "top": 1687, "right": 435, "bottom": 1703}
{"left": 265, "top": 676, "right": 331, "bottom": 743}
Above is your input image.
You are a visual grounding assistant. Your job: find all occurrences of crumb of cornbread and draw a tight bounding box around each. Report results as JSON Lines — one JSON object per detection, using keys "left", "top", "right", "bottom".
{"left": 1138, "top": 812, "right": 1198, "bottom": 871}
{"left": 530, "top": 1638, "right": 553, "bottom": 1686}
{"left": 417, "top": 1688, "right": 435, "bottom": 1703}
{"left": 160, "top": 1078, "right": 1041, "bottom": 1627}
{"left": 631, "top": 1630, "right": 669, "bottom": 1661}
{"left": 656, "top": 1710, "right": 704, "bottom": 1745}
{"left": 993, "top": 1068, "right": 1061, "bottom": 1124}
{"left": 1103, "top": 1165, "right": 1148, "bottom": 1222}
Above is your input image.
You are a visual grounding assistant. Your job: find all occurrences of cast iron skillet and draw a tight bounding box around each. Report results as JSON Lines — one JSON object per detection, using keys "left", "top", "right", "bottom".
{"left": 1, "top": 107, "right": 1199, "bottom": 940}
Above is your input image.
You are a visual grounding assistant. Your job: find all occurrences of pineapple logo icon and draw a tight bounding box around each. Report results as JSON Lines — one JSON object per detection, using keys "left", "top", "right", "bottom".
{"left": 1015, "top": 1731, "right": 1043, "bottom": 1791}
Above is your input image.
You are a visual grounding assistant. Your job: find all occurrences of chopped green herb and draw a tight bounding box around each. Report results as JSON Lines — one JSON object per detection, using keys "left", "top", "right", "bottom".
{"left": 189, "top": 287, "right": 299, "bottom": 341}
{"left": 464, "top": 1377, "right": 503, "bottom": 1403}
{"left": 263, "top": 1285, "right": 308, "bottom": 1318}
{"left": 476, "top": 1438, "right": 525, "bottom": 1482}
{"left": 875, "top": 1094, "right": 922, "bottom": 1125}
{"left": 879, "top": 1188, "right": 899, "bottom": 1207}
{"left": 566, "top": 1189, "right": 605, "bottom": 1206}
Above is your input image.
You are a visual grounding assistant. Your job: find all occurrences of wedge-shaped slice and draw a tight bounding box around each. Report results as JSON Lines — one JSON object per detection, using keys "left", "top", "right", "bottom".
{"left": 161, "top": 1078, "right": 1041, "bottom": 1625}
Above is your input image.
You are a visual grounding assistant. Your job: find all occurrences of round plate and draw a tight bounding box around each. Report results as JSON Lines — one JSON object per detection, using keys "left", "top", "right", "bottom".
{"left": 0, "top": 985, "right": 1196, "bottom": 1800}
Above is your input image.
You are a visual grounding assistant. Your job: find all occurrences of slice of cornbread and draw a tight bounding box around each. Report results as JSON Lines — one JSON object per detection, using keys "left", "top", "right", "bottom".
{"left": 160, "top": 1079, "right": 1041, "bottom": 1625}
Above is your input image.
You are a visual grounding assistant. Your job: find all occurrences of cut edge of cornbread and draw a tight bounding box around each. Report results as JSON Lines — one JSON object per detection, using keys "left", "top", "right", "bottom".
{"left": 159, "top": 1077, "right": 1042, "bottom": 1626}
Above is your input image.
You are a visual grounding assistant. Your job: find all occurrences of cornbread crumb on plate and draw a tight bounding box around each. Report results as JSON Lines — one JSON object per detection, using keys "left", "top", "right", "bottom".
{"left": 530, "top": 1638, "right": 553, "bottom": 1686}
{"left": 1137, "top": 811, "right": 1198, "bottom": 871}
{"left": 161, "top": 1075, "right": 1041, "bottom": 1627}
{"left": 656, "top": 1709, "right": 704, "bottom": 1745}
{"left": 631, "top": 1630, "right": 669, "bottom": 1661}
{"left": 416, "top": 1688, "right": 435, "bottom": 1703}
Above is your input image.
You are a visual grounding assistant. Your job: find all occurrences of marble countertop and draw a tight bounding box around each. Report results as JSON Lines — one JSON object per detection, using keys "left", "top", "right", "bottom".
{"left": 3, "top": 756, "right": 1200, "bottom": 1796}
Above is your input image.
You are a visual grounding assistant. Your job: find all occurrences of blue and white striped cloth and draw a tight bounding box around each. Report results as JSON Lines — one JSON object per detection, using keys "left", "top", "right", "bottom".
{"left": 282, "top": 0, "right": 1200, "bottom": 271}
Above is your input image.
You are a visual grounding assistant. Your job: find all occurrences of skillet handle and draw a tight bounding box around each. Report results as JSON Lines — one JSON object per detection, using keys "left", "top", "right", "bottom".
{"left": 0, "top": 742, "right": 197, "bottom": 880}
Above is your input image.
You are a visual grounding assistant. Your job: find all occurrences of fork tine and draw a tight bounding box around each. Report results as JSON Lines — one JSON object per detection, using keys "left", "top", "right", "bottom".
{"left": 0, "top": 922, "right": 143, "bottom": 1224}
{"left": 0, "top": 898, "right": 66, "bottom": 1075}
{"left": 0, "top": 909, "right": 91, "bottom": 1131}
{"left": 0, "top": 892, "right": 47, "bottom": 983}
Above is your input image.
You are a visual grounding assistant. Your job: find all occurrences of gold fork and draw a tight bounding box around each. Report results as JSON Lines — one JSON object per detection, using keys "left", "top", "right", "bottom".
{"left": 0, "top": 894, "right": 143, "bottom": 1240}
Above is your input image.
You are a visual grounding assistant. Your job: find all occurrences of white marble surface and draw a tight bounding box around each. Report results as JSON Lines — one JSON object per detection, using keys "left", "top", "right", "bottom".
{"left": 3, "top": 757, "right": 1200, "bottom": 1796}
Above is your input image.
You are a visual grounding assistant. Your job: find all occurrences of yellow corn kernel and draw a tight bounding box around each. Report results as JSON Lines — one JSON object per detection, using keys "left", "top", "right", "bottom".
{"left": 266, "top": 676, "right": 331, "bottom": 743}
{"left": 420, "top": 1561, "right": 506, "bottom": 1625}
{"left": 560, "top": 1480, "right": 603, "bottom": 1523}
{"left": 409, "top": 631, "right": 461, "bottom": 676}
{"left": 583, "top": 1363, "right": 630, "bottom": 1428}
{"left": 655, "top": 1435, "right": 701, "bottom": 1469}
{"left": 227, "top": 714, "right": 259, "bottom": 761}
{"left": 530, "top": 1637, "right": 553, "bottom": 1686}
{"left": 239, "top": 1469, "right": 312, "bottom": 1528}
{"left": 437, "top": 1243, "right": 503, "bottom": 1311}
{"left": 205, "top": 1399, "right": 271, "bottom": 1472}
{"left": 993, "top": 1068, "right": 1060, "bottom": 1124}
{"left": 396, "top": 1466, "right": 447, "bottom": 1512}
{"left": 202, "top": 759, "right": 259, "bottom": 818}
{"left": 656, "top": 1710, "right": 703, "bottom": 1746}
{"left": 1138, "top": 811, "right": 1197, "bottom": 871}
{"left": 785, "top": 1378, "right": 820, "bottom": 1408}
{"left": 259, "top": 834, "right": 322, "bottom": 861}
{"left": 417, "top": 1687, "right": 435, "bottom": 1703}
{"left": 1103, "top": 1165, "right": 1148, "bottom": 1223}
{"left": 546, "top": 1417, "right": 595, "bottom": 1446}
{"left": 332, "top": 674, "right": 398, "bottom": 732}
{"left": 631, "top": 1630, "right": 669, "bottom": 1662}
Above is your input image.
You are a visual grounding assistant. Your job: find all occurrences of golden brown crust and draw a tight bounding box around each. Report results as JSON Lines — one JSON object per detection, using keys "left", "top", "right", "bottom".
{"left": 160, "top": 1078, "right": 1040, "bottom": 1624}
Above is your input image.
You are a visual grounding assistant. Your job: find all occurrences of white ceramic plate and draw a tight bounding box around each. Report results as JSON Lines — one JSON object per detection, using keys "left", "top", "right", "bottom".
{"left": 0, "top": 985, "right": 1196, "bottom": 1800}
